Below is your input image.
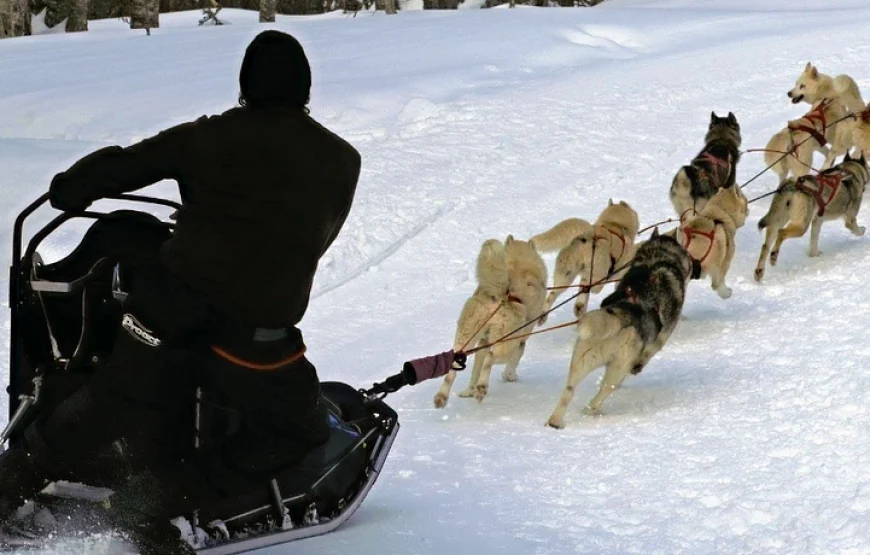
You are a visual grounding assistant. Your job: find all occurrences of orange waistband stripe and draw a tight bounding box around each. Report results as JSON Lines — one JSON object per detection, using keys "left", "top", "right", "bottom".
{"left": 211, "top": 345, "right": 307, "bottom": 371}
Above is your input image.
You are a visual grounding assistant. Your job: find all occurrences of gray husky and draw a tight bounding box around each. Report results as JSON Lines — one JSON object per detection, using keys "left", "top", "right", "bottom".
{"left": 754, "top": 153, "right": 870, "bottom": 281}
{"left": 547, "top": 231, "right": 697, "bottom": 429}
{"left": 670, "top": 112, "right": 743, "bottom": 217}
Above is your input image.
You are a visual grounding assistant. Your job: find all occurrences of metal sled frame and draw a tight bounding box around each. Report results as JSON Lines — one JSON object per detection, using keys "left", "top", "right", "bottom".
{"left": 5, "top": 193, "right": 179, "bottom": 443}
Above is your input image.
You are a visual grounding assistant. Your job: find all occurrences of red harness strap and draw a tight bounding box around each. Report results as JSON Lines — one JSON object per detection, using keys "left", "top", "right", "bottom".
{"left": 789, "top": 99, "right": 830, "bottom": 147}
{"left": 680, "top": 225, "right": 717, "bottom": 265}
{"left": 599, "top": 228, "right": 627, "bottom": 262}
{"left": 694, "top": 151, "right": 731, "bottom": 188}
{"left": 796, "top": 172, "right": 844, "bottom": 217}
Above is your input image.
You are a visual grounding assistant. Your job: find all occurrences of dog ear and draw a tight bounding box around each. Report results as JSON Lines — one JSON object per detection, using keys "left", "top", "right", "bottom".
{"left": 804, "top": 61, "right": 812, "bottom": 72}
{"left": 845, "top": 151, "right": 853, "bottom": 162}
{"left": 727, "top": 111, "right": 736, "bottom": 123}
{"left": 506, "top": 234, "right": 514, "bottom": 245}
{"left": 710, "top": 111, "right": 718, "bottom": 123}
{"left": 608, "top": 198, "right": 614, "bottom": 206}
{"left": 528, "top": 238, "right": 537, "bottom": 251}
{"left": 651, "top": 227, "right": 660, "bottom": 238}
{"left": 810, "top": 66, "right": 819, "bottom": 80}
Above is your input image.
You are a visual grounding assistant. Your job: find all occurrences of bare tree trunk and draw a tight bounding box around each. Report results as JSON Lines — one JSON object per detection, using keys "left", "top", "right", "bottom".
{"left": 67, "top": 0, "right": 88, "bottom": 31}
{"left": 131, "top": 0, "right": 158, "bottom": 31}
{"left": 259, "top": 0, "right": 274, "bottom": 21}
{"left": 383, "top": 0, "right": 395, "bottom": 13}
{"left": 508, "top": 0, "right": 515, "bottom": 7}
{"left": 0, "top": 0, "right": 30, "bottom": 37}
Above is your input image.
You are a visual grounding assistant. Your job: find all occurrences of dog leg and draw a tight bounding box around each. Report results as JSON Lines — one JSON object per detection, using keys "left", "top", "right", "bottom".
{"left": 709, "top": 265, "right": 732, "bottom": 299}
{"left": 755, "top": 226, "right": 778, "bottom": 281}
{"left": 433, "top": 370, "right": 458, "bottom": 409}
{"left": 585, "top": 358, "right": 634, "bottom": 416}
{"left": 845, "top": 209, "right": 865, "bottom": 236}
{"left": 809, "top": 217, "right": 824, "bottom": 257}
{"left": 542, "top": 266, "right": 579, "bottom": 325}
{"left": 458, "top": 347, "right": 486, "bottom": 398}
{"left": 501, "top": 341, "right": 525, "bottom": 383}
{"left": 473, "top": 350, "right": 496, "bottom": 403}
{"left": 772, "top": 221, "right": 810, "bottom": 263}
{"left": 822, "top": 145, "right": 845, "bottom": 170}
{"left": 547, "top": 342, "right": 605, "bottom": 429}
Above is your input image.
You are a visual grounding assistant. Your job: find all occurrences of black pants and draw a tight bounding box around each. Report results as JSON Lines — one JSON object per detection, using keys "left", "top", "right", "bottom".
{"left": 23, "top": 262, "right": 330, "bottom": 518}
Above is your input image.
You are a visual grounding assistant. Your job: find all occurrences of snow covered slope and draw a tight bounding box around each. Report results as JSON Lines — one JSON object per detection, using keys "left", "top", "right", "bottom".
{"left": 2, "top": 1, "right": 870, "bottom": 553}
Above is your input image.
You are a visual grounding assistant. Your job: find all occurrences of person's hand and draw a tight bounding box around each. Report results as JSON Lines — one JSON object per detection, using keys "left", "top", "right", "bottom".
{"left": 48, "top": 172, "right": 93, "bottom": 212}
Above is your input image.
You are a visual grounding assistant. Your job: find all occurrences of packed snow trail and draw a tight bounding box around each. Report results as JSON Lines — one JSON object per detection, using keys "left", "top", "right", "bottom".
{"left": 2, "top": 1, "right": 870, "bottom": 554}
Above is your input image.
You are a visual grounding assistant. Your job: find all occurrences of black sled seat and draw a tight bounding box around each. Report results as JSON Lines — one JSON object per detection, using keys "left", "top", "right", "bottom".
{"left": 4, "top": 195, "right": 400, "bottom": 552}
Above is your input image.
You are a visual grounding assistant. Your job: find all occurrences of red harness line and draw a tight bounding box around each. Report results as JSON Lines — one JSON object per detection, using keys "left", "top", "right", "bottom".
{"left": 788, "top": 99, "right": 830, "bottom": 148}
{"left": 796, "top": 171, "right": 845, "bottom": 217}
{"left": 597, "top": 227, "right": 627, "bottom": 264}
{"left": 678, "top": 208, "right": 716, "bottom": 264}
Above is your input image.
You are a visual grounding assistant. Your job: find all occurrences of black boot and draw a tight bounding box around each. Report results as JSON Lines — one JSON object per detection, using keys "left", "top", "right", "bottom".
{"left": 105, "top": 472, "right": 197, "bottom": 555}
{"left": 0, "top": 447, "right": 51, "bottom": 524}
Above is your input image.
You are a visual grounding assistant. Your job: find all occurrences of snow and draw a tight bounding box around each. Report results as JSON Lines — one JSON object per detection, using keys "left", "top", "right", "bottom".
{"left": 2, "top": 0, "right": 870, "bottom": 553}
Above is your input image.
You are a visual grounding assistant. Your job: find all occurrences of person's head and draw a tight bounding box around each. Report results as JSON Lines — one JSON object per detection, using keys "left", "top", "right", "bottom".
{"left": 238, "top": 30, "right": 311, "bottom": 111}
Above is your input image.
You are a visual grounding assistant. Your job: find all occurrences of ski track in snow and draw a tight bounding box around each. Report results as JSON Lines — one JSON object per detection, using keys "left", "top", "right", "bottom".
{"left": 2, "top": 1, "right": 870, "bottom": 554}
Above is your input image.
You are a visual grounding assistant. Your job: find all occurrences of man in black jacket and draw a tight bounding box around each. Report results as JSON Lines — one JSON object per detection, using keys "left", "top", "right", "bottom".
{"left": 0, "top": 30, "right": 361, "bottom": 554}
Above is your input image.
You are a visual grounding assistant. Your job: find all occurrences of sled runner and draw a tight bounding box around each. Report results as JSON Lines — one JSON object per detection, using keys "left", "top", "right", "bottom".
{"left": 1, "top": 192, "right": 455, "bottom": 553}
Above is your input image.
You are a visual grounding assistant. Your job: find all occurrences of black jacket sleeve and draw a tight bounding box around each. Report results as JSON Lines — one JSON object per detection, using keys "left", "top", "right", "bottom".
{"left": 318, "top": 148, "right": 361, "bottom": 257}
{"left": 48, "top": 118, "right": 204, "bottom": 211}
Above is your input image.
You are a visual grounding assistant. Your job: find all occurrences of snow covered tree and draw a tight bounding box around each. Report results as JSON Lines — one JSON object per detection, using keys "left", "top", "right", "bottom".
{"left": 130, "top": 0, "right": 158, "bottom": 31}
{"left": 259, "top": 0, "right": 275, "bottom": 21}
{"left": 0, "top": 0, "right": 30, "bottom": 38}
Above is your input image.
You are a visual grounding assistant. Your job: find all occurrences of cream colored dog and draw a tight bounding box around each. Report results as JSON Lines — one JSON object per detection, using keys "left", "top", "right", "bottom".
{"left": 532, "top": 200, "right": 640, "bottom": 323}
{"left": 433, "top": 235, "right": 547, "bottom": 407}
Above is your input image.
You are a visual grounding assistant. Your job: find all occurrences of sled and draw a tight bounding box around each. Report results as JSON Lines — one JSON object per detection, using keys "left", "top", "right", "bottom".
{"left": 1, "top": 193, "right": 414, "bottom": 553}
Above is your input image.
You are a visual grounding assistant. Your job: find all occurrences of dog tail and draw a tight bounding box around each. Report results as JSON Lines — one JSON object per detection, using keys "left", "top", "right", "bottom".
{"left": 531, "top": 218, "right": 593, "bottom": 253}
{"left": 476, "top": 239, "right": 509, "bottom": 297}
{"left": 758, "top": 181, "right": 795, "bottom": 231}
{"left": 833, "top": 75, "right": 865, "bottom": 113}
{"left": 578, "top": 308, "right": 623, "bottom": 343}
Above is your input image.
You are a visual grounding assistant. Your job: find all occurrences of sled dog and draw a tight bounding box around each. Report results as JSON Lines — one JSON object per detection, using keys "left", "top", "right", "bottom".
{"left": 433, "top": 235, "right": 547, "bottom": 407}
{"left": 849, "top": 103, "right": 870, "bottom": 159}
{"left": 546, "top": 231, "right": 695, "bottom": 429}
{"left": 673, "top": 186, "right": 749, "bottom": 299}
{"left": 670, "top": 112, "right": 742, "bottom": 217}
{"left": 754, "top": 153, "right": 869, "bottom": 282}
{"left": 767, "top": 63, "right": 865, "bottom": 180}
{"left": 531, "top": 200, "right": 639, "bottom": 322}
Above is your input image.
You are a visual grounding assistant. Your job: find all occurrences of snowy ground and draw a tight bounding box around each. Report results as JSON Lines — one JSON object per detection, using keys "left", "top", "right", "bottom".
{"left": 2, "top": 0, "right": 870, "bottom": 553}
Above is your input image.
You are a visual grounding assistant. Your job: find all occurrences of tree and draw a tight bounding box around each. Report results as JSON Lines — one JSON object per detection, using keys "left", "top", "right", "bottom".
{"left": 383, "top": 0, "right": 395, "bottom": 14}
{"left": 131, "top": 0, "right": 158, "bottom": 32}
{"left": 259, "top": 0, "right": 275, "bottom": 21}
{"left": 0, "top": 0, "right": 30, "bottom": 38}
{"left": 67, "top": 0, "right": 89, "bottom": 31}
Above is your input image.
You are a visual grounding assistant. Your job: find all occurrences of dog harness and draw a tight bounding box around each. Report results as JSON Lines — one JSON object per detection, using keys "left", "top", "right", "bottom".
{"left": 696, "top": 151, "right": 731, "bottom": 188}
{"left": 596, "top": 228, "right": 627, "bottom": 266}
{"left": 796, "top": 171, "right": 847, "bottom": 217}
{"left": 788, "top": 98, "right": 831, "bottom": 147}
{"left": 678, "top": 208, "right": 717, "bottom": 264}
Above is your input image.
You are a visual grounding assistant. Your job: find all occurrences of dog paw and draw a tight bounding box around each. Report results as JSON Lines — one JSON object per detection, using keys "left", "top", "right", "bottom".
{"left": 433, "top": 393, "right": 448, "bottom": 409}
{"left": 502, "top": 369, "right": 518, "bottom": 383}
{"left": 546, "top": 415, "right": 565, "bottom": 429}
{"left": 717, "top": 286, "right": 733, "bottom": 299}
{"left": 769, "top": 251, "right": 779, "bottom": 266}
{"left": 583, "top": 405, "right": 602, "bottom": 417}
{"left": 474, "top": 384, "right": 488, "bottom": 403}
{"left": 458, "top": 388, "right": 475, "bottom": 398}
{"left": 573, "top": 303, "right": 586, "bottom": 318}
{"left": 809, "top": 249, "right": 822, "bottom": 258}
{"left": 856, "top": 226, "right": 866, "bottom": 236}
{"left": 754, "top": 267, "right": 765, "bottom": 282}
